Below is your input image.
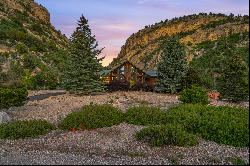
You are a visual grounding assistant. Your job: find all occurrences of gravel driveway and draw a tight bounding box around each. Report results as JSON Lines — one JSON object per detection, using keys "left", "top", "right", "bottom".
{"left": 1, "top": 91, "right": 249, "bottom": 165}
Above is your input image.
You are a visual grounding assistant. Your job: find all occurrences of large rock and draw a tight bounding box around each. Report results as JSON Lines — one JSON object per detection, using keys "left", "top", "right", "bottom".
{"left": 0, "top": 112, "right": 11, "bottom": 124}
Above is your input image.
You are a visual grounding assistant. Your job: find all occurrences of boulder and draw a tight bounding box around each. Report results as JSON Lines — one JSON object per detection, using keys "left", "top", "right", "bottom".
{"left": 0, "top": 112, "right": 11, "bottom": 124}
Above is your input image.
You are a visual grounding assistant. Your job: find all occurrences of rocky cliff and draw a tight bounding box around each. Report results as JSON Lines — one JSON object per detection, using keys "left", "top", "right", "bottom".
{"left": 0, "top": 0, "right": 68, "bottom": 53}
{"left": 111, "top": 13, "right": 249, "bottom": 70}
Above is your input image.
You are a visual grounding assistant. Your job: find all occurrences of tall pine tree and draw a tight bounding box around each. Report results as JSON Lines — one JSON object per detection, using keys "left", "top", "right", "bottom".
{"left": 155, "top": 36, "right": 188, "bottom": 93}
{"left": 62, "top": 15, "right": 105, "bottom": 95}
{"left": 218, "top": 52, "right": 249, "bottom": 101}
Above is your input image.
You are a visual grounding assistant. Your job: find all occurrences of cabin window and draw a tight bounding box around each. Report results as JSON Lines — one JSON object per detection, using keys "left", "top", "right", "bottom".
{"left": 120, "top": 66, "right": 125, "bottom": 75}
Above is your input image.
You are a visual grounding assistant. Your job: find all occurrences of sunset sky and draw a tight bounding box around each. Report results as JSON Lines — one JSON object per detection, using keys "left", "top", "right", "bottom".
{"left": 35, "top": 0, "right": 249, "bottom": 66}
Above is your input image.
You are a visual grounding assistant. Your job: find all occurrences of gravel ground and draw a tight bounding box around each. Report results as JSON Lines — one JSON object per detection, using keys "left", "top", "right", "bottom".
{"left": 1, "top": 91, "right": 249, "bottom": 165}
{"left": 0, "top": 123, "right": 248, "bottom": 165}
{"left": 5, "top": 91, "right": 181, "bottom": 125}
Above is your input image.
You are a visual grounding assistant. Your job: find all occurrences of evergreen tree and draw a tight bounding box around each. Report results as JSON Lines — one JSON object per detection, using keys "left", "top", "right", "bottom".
{"left": 181, "top": 66, "right": 202, "bottom": 89}
{"left": 62, "top": 15, "right": 105, "bottom": 95}
{"left": 155, "top": 36, "right": 188, "bottom": 93}
{"left": 218, "top": 53, "right": 249, "bottom": 101}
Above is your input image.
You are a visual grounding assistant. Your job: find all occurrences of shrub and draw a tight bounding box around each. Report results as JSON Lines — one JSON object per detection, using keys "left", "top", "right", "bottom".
{"left": 0, "top": 86, "right": 28, "bottom": 109}
{"left": 21, "top": 70, "right": 37, "bottom": 90}
{"left": 35, "top": 69, "right": 59, "bottom": 90}
{"left": 130, "top": 82, "right": 144, "bottom": 91}
{"left": 0, "top": 120, "right": 55, "bottom": 139}
{"left": 128, "top": 104, "right": 249, "bottom": 147}
{"left": 60, "top": 104, "right": 123, "bottom": 130}
{"left": 16, "top": 43, "right": 28, "bottom": 54}
{"left": 165, "top": 104, "right": 249, "bottom": 147}
{"left": 179, "top": 85, "right": 209, "bottom": 104}
{"left": 135, "top": 124, "right": 198, "bottom": 147}
{"left": 125, "top": 105, "right": 166, "bottom": 125}
{"left": 226, "top": 157, "right": 246, "bottom": 165}
{"left": 107, "top": 80, "right": 130, "bottom": 92}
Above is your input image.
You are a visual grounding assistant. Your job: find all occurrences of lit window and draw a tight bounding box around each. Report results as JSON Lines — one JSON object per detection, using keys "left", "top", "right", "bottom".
{"left": 120, "top": 66, "right": 125, "bottom": 74}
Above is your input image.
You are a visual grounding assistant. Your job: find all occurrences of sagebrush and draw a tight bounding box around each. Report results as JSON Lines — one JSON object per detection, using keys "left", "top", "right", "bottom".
{"left": 0, "top": 86, "right": 28, "bottom": 109}
{"left": 60, "top": 104, "right": 123, "bottom": 130}
{"left": 136, "top": 124, "right": 198, "bottom": 147}
{"left": 0, "top": 120, "right": 55, "bottom": 139}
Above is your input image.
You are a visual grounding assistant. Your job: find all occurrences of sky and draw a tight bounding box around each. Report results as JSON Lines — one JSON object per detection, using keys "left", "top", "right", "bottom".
{"left": 35, "top": 0, "right": 249, "bottom": 66}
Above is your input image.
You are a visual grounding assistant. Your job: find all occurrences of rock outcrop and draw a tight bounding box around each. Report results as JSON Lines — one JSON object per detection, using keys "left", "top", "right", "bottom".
{"left": 0, "top": 112, "right": 11, "bottom": 124}
{"left": 111, "top": 13, "right": 249, "bottom": 70}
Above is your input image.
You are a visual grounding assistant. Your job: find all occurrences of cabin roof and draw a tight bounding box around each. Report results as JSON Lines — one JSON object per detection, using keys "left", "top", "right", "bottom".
{"left": 145, "top": 70, "right": 157, "bottom": 77}
{"left": 111, "top": 59, "right": 130, "bottom": 71}
{"left": 101, "top": 59, "right": 157, "bottom": 77}
{"left": 99, "top": 70, "right": 111, "bottom": 76}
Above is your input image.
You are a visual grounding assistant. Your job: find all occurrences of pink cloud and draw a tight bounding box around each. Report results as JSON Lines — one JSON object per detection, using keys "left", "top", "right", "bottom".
{"left": 88, "top": 19, "right": 141, "bottom": 66}
{"left": 100, "top": 46, "right": 120, "bottom": 66}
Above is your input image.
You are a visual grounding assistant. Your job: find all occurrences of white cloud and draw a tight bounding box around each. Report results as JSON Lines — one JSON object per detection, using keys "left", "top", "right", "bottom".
{"left": 101, "top": 23, "right": 135, "bottom": 31}
{"left": 138, "top": 0, "right": 148, "bottom": 5}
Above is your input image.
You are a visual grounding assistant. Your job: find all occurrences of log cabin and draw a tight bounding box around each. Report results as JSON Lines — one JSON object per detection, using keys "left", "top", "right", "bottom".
{"left": 100, "top": 60, "right": 157, "bottom": 90}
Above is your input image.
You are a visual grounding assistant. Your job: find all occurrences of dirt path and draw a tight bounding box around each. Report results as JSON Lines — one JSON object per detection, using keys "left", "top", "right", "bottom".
{"left": 29, "top": 91, "right": 66, "bottom": 102}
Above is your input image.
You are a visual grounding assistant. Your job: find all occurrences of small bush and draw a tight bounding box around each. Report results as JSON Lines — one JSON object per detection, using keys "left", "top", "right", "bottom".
{"left": 0, "top": 120, "right": 55, "bottom": 139}
{"left": 60, "top": 104, "right": 123, "bottom": 130}
{"left": 21, "top": 70, "right": 37, "bottom": 90}
{"left": 227, "top": 157, "right": 246, "bottom": 165}
{"left": 0, "top": 86, "right": 28, "bottom": 109}
{"left": 166, "top": 104, "right": 249, "bottom": 147}
{"left": 180, "top": 85, "right": 209, "bottom": 104}
{"left": 135, "top": 124, "right": 198, "bottom": 147}
{"left": 125, "top": 105, "right": 166, "bottom": 125}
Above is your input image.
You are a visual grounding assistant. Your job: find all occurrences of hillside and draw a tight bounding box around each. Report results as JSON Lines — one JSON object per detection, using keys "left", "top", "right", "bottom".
{"left": 0, "top": 0, "right": 69, "bottom": 88}
{"left": 110, "top": 13, "right": 249, "bottom": 90}
{"left": 111, "top": 13, "right": 249, "bottom": 71}
{"left": 0, "top": 0, "right": 68, "bottom": 53}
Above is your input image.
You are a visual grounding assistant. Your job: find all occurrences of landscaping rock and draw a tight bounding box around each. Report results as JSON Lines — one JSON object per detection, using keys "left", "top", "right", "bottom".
{"left": 0, "top": 111, "right": 11, "bottom": 124}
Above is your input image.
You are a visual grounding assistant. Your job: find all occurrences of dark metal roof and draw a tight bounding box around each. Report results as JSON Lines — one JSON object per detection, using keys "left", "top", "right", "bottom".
{"left": 99, "top": 70, "right": 111, "bottom": 76}
{"left": 111, "top": 59, "right": 130, "bottom": 71}
{"left": 145, "top": 70, "right": 157, "bottom": 77}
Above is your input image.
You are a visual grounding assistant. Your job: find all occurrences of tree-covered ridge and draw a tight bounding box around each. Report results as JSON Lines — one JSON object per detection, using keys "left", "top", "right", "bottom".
{"left": 190, "top": 32, "right": 249, "bottom": 90}
{"left": 111, "top": 13, "right": 249, "bottom": 70}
